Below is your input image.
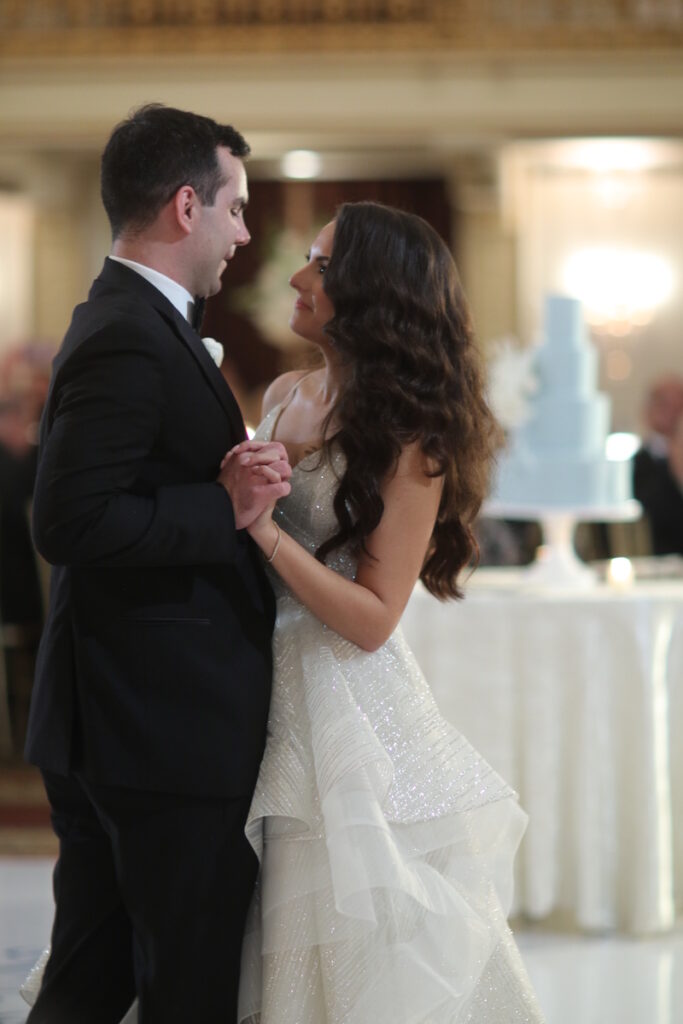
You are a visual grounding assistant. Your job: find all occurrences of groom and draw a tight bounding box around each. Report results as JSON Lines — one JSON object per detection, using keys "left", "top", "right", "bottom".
{"left": 24, "top": 104, "right": 290, "bottom": 1023}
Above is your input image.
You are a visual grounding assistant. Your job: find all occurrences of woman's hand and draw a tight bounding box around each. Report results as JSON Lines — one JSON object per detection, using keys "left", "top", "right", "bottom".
{"left": 246, "top": 502, "right": 281, "bottom": 563}
{"left": 221, "top": 444, "right": 285, "bottom": 558}
{"left": 221, "top": 440, "right": 291, "bottom": 484}
{"left": 247, "top": 501, "right": 275, "bottom": 539}
{"left": 218, "top": 440, "right": 291, "bottom": 530}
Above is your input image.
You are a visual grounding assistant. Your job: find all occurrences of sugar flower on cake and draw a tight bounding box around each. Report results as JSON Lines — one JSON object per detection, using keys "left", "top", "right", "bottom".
{"left": 486, "top": 335, "right": 538, "bottom": 431}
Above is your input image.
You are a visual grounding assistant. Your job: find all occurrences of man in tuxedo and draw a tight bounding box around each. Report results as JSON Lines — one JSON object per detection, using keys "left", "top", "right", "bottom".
{"left": 633, "top": 374, "right": 683, "bottom": 556}
{"left": 24, "top": 104, "right": 291, "bottom": 1023}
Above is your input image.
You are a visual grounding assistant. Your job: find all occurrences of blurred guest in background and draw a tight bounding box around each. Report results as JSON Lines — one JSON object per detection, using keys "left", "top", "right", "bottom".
{"left": 0, "top": 397, "right": 42, "bottom": 628}
{"left": 0, "top": 343, "right": 51, "bottom": 752}
{"left": 633, "top": 374, "right": 683, "bottom": 556}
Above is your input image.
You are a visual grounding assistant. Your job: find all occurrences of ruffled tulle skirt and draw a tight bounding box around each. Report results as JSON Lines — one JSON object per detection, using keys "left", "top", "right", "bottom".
{"left": 238, "top": 596, "right": 545, "bottom": 1023}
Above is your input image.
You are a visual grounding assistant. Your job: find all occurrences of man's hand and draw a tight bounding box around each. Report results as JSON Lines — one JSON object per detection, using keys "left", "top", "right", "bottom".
{"left": 218, "top": 440, "right": 292, "bottom": 529}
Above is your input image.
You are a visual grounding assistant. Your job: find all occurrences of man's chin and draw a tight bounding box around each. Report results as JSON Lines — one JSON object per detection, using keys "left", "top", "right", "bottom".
{"left": 207, "top": 275, "right": 224, "bottom": 297}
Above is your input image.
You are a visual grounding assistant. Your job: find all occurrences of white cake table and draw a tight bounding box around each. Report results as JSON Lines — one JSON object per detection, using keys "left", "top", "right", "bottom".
{"left": 483, "top": 499, "right": 641, "bottom": 588}
{"left": 400, "top": 568, "right": 683, "bottom": 934}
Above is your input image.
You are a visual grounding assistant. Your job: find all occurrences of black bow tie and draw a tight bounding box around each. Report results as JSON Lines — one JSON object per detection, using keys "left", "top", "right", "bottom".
{"left": 191, "top": 297, "right": 206, "bottom": 332}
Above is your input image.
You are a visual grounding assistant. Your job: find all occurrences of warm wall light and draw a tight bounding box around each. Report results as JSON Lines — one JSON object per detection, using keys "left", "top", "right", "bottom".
{"left": 281, "top": 150, "right": 322, "bottom": 179}
{"left": 562, "top": 247, "right": 675, "bottom": 333}
{"left": 554, "top": 139, "right": 662, "bottom": 174}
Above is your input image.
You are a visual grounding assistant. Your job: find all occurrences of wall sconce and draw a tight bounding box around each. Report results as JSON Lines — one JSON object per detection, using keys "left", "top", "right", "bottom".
{"left": 281, "top": 150, "right": 322, "bottom": 180}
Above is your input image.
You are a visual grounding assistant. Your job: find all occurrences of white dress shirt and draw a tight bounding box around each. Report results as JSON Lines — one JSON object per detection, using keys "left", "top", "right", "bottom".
{"left": 108, "top": 255, "right": 223, "bottom": 366}
{"left": 109, "top": 255, "right": 195, "bottom": 321}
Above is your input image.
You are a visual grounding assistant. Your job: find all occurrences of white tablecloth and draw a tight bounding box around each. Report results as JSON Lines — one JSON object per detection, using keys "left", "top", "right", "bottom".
{"left": 400, "top": 570, "right": 683, "bottom": 934}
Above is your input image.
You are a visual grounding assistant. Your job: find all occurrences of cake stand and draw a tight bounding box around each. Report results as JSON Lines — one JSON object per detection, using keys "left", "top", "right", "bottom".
{"left": 483, "top": 500, "right": 641, "bottom": 589}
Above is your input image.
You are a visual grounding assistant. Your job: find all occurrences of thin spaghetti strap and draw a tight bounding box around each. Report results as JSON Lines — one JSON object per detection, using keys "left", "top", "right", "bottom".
{"left": 270, "top": 370, "right": 316, "bottom": 442}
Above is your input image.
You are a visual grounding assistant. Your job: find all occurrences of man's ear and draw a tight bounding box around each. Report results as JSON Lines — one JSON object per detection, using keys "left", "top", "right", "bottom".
{"left": 173, "top": 185, "right": 198, "bottom": 236}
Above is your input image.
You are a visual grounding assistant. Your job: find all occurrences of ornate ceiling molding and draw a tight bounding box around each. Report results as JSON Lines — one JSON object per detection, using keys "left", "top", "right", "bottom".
{"left": 1, "top": 0, "right": 681, "bottom": 58}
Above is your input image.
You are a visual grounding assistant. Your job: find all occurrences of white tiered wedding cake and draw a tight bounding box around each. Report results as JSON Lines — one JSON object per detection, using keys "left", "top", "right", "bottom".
{"left": 491, "top": 294, "right": 632, "bottom": 510}
{"left": 487, "top": 294, "right": 637, "bottom": 586}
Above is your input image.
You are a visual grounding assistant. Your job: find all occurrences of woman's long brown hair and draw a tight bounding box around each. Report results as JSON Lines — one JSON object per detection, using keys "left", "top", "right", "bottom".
{"left": 315, "top": 201, "right": 501, "bottom": 599}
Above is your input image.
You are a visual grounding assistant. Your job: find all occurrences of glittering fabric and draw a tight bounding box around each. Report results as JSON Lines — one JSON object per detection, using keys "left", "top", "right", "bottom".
{"left": 239, "top": 405, "right": 546, "bottom": 1023}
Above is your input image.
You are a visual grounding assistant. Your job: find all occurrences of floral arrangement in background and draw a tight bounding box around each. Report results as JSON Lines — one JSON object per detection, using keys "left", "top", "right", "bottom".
{"left": 486, "top": 335, "right": 538, "bottom": 432}
{"left": 232, "top": 226, "right": 320, "bottom": 350}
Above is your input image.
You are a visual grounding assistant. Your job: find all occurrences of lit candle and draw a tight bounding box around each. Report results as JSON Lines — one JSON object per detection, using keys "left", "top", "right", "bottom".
{"left": 607, "top": 557, "right": 634, "bottom": 589}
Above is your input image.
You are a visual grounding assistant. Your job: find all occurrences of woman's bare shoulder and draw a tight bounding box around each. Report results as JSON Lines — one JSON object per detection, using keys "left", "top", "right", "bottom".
{"left": 260, "top": 370, "right": 310, "bottom": 418}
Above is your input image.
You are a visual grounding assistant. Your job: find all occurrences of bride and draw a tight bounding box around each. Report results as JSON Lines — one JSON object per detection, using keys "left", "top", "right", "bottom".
{"left": 25, "top": 200, "right": 544, "bottom": 1022}
{"left": 233, "top": 201, "right": 544, "bottom": 1022}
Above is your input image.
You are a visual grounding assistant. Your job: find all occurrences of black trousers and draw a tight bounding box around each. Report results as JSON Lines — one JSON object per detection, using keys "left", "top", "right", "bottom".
{"left": 28, "top": 770, "right": 258, "bottom": 1024}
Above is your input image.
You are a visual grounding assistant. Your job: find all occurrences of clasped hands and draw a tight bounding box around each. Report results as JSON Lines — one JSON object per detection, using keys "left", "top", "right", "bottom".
{"left": 218, "top": 439, "right": 292, "bottom": 530}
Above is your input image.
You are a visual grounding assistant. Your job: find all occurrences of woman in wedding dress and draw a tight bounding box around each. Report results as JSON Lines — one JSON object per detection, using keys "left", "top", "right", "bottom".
{"left": 232, "top": 201, "right": 545, "bottom": 1023}
{"left": 23, "top": 200, "right": 544, "bottom": 1023}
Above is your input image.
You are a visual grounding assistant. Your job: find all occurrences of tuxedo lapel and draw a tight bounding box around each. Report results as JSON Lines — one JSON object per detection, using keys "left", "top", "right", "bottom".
{"left": 164, "top": 306, "right": 246, "bottom": 440}
{"left": 92, "top": 259, "right": 246, "bottom": 441}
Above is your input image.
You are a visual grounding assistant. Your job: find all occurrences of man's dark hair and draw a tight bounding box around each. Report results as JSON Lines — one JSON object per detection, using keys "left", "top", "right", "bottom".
{"left": 101, "top": 103, "right": 250, "bottom": 239}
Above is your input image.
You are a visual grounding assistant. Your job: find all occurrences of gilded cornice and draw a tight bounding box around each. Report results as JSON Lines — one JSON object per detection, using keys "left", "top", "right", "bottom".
{"left": 0, "top": 1, "right": 682, "bottom": 58}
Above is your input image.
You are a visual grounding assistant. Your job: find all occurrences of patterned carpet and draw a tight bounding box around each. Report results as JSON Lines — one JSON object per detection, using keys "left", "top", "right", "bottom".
{"left": 0, "top": 765, "right": 56, "bottom": 858}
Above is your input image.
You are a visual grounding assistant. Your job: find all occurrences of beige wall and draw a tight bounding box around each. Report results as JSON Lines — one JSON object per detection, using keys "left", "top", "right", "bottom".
{"left": 0, "top": 194, "right": 34, "bottom": 344}
{"left": 0, "top": 154, "right": 107, "bottom": 347}
{"left": 459, "top": 206, "right": 518, "bottom": 354}
{"left": 0, "top": 49, "right": 681, "bottom": 384}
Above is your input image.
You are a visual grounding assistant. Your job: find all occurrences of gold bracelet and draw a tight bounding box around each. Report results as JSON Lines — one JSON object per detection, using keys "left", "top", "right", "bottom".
{"left": 265, "top": 523, "right": 282, "bottom": 564}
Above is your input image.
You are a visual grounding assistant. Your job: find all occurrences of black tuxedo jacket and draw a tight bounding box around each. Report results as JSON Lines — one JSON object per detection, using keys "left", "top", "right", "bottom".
{"left": 633, "top": 447, "right": 683, "bottom": 556}
{"left": 25, "top": 259, "right": 275, "bottom": 797}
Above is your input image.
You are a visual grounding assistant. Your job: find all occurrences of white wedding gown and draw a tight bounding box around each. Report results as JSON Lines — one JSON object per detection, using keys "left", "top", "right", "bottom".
{"left": 237, "top": 405, "right": 545, "bottom": 1023}
{"left": 23, "top": 403, "right": 545, "bottom": 1023}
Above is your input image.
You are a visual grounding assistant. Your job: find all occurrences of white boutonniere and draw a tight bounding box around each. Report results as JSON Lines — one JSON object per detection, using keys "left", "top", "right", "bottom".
{"left": 202, "top": 337, "right": 224, "bottom": 368}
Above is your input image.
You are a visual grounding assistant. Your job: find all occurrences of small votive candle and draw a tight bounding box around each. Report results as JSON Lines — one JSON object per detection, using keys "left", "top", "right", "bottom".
{"left": 607, "top": 557, "right": 634, "bottom": 588}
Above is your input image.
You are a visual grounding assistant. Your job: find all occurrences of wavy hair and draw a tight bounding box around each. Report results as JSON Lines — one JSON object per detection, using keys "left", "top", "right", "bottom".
{"left": 315, "top": 201, "right": 501, "bottom": 599}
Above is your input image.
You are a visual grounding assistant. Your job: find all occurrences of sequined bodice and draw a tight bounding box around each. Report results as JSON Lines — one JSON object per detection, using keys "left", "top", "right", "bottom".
{"left": 253, "top": 404, "right": 357, "bottom": 591}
